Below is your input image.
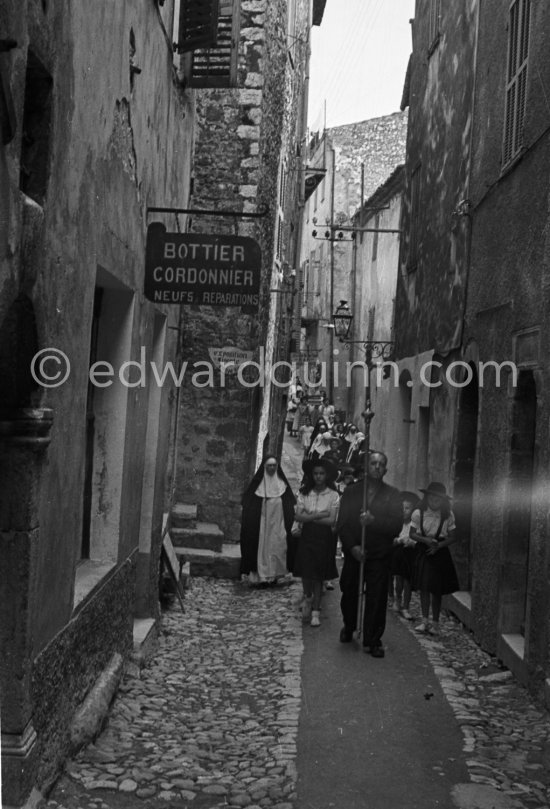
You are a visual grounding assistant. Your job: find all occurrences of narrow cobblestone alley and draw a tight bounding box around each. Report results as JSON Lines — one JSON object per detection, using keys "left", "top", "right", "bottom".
{"left": 46, "top": 435, "right": 550, "bottom": 809}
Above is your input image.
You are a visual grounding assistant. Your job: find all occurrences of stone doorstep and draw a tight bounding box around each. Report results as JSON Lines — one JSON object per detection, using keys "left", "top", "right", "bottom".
{"left": 132, "top": 618, "right": 158, "bottom": 668}
{"left": 444, "top": 591, "right": 473, "bottom": 631}
{"left": 498, "top": 633, "right": 528, "bottom": 686}
{"left": 171, "top": 503, "right": 198, "bottom": 529}
{"left": 170, "top": 522, "right": 225, "bottom": 553}
{"left": 174, "top": 544, "right": 241, "bottom": 579}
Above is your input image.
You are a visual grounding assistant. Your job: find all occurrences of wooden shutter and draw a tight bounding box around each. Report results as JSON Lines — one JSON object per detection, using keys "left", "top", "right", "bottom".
{"left": 503, "top": 0, "right": 531, "bottom": 166}
{"left": 177, "top": 0, "right": 220, "bottom": 53}
{"left": 185, "top": 0, "right": 240, "bottom": 88}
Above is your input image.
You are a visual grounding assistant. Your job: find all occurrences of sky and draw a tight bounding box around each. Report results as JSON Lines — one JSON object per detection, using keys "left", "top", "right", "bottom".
{"left": 308, "top": 0, "right": 416, "bottom": 130}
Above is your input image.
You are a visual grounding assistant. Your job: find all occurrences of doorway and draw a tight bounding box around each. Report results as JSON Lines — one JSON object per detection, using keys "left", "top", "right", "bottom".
{"left": 453, "top": 366, "right": 479, "bottom": 590}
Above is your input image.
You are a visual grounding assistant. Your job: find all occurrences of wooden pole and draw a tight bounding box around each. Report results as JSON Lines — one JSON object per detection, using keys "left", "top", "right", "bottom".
{"left": 356, "top": 371, "right": 374, "bottom": 638}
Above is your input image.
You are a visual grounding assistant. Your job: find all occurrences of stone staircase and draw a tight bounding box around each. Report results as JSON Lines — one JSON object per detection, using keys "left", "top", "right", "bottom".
{"left": 170, "top": 503, "right": 241, "bottom": 579}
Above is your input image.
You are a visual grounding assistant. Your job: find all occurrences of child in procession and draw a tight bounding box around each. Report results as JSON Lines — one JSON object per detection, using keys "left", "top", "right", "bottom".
{"left": 409, "top": 482, "right": 459, "bottom": 635}
{"left": 390, "top": 491, "right": 419, "bottom": 620}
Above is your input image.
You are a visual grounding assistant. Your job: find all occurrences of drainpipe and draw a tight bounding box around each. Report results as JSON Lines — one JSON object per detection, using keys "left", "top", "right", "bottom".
{"left": 329, "top": 144, "right": 335, "bottom": 400}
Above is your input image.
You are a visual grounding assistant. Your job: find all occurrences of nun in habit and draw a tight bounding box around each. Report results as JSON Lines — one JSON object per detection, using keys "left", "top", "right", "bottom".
{"left": 240, "top": 456, "right": 297, "bottom": 585}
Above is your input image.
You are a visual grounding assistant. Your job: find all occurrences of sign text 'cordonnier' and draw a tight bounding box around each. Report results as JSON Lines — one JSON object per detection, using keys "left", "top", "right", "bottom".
{"left": 145, "top": 223, "right": 261, "bottom": 307}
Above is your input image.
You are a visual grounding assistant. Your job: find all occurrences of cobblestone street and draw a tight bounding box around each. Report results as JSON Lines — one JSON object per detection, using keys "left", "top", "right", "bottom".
{"left": 46, "top": 438, "right": 550, "bottom": 809}
{"left": 47, "top": 580, "right": 550, "bottom": 809}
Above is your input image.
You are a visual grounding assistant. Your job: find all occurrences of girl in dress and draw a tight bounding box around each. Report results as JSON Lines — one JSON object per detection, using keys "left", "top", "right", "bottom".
{"left": 292, "top": 395, "right": 310, "bottom": 439}
{"left": 391, "top": 491, "right": 419, "bottom": 620}
{"left": 298, "top": 415, "right": 314, "bottom": 459}
{"left": 293, "top": 459, "right": 340, "bottom": 627}
{"left": 410, "top": 482, "right": 459, "bottom": 635}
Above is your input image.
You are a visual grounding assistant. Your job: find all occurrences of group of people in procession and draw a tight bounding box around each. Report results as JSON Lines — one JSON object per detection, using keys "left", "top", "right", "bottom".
{"left": 240, "top": 387, "right": 460, "bottom": 656}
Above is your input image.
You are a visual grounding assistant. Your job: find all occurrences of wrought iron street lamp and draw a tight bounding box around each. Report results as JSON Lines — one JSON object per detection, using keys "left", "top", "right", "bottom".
{"left": 332, "top": 300, "right": 353, "bottom": 341}
{"left": 332, "top": 300, "right": 394, "bottom": 363}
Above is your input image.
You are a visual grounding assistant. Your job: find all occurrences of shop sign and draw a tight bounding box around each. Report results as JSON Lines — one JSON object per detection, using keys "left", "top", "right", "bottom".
{"left": 145, "top": 222, "right": 261, "bottom": 307}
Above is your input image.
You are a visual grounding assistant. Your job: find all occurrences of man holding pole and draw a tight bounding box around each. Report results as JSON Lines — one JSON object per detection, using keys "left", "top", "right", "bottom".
{"left": 336, "top": 450, "right": 402, "bottom": 657}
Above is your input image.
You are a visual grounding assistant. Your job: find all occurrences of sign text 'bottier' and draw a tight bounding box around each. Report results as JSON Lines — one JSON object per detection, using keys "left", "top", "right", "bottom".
{"left": 144, "top": 223, "right": 261, "bottom": 307}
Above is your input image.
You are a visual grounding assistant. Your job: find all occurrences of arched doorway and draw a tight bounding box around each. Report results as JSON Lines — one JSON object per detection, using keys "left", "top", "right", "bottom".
{"left": 0, "top": 295, "right": 53, "bottom": 806}
{"left": 502, "top": 370, "right": 537, "bottom": 636}
{"left": 453, "top": 365, "right": 479, "bottom": 591}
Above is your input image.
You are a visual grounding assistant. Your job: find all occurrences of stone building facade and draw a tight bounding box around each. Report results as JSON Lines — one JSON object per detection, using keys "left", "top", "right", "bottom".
{"left": 393, "top": 0, "right": 550, "bottom": 705}
{"left": 461, "top": 0, "right": 550, "bottom": 699}
{"left": 347, "top": 167, "right": 404, "bottom": 462}
{"left": 176, "top": 0, "right": 327, "bottom": 541}
{"left": 298, "top": 112, "right": 407, "bottom": 417}
{"left": 392, "top": 0, "right": 478, "bottom": 512}
{"left": 0, "top": 1, "right": 196, "bottom": 804}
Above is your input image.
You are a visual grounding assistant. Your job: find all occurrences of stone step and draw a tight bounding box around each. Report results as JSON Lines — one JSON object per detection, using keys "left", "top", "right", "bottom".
{"left": 171, "top": 503, "right": 198, "bottom": 529}
{"left": 131, "top": 618, "right": 158, "bottom": 672}
{"left": 170, "top": 522, "right": 225, "bottom": 553}
{"left": 174, "top": 544, "right": 241, "bottom": 579}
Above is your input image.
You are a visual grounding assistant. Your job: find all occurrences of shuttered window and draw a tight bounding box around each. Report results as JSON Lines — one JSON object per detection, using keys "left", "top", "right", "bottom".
{"left": 177, "top": 0, "right": 220, "bottom": 53}
{"left": 503, "top": 0, "right": 531, "bottom": 167}
{"left": 183, "top": 0, "right": 240, "bottom": 88}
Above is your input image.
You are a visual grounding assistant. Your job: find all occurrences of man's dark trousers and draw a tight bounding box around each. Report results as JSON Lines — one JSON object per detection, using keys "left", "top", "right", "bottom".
{"left": 340, "top": 553, "right": 392, "bottom": 647}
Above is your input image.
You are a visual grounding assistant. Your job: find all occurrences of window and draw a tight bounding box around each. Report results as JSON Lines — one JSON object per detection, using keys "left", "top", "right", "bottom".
{"left": 182, "top": 0, "right": 240, "bottom": 88}
{"left": 428, "top": 0, "right": 441, "bottom": 52}
{"left": 503, "top": 0, "right": 531, "bottom": 167}
{"left": 19, "top": 51, "right": 52, "bottom": 205}
{"left": 408, "top": 164, "right": 421, "bottom": 271}
{"left": 177, "top": 0, "right": 220, "bottom": 52}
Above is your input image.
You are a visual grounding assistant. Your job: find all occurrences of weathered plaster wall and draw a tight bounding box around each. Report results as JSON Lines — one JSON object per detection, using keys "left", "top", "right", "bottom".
{"left": 395, "top": 0, "right": 478, "bottom": 357}
{"left": 464, "top": 0, "right": 550, "bottom": 696}
{"left": 1, "top": 0, "right": 194, "bottom": 796}
{"left": 349, "top": 170, "right": 404, "bottom": 439}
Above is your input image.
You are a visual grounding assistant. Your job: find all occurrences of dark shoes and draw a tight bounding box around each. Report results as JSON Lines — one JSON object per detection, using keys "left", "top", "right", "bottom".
{"left": 339, "top": 627, "right": 354, "bottom": 643}
{"left": 362, "top": 644, "right": 385, "bottom": 658}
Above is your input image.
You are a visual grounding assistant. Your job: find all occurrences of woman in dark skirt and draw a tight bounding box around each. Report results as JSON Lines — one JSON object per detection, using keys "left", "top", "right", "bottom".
{"left": 410, "top": 482, "right": 459, "bottom": 636}
{"left": 293, "top": 458, "right": 340, "bottom": 627}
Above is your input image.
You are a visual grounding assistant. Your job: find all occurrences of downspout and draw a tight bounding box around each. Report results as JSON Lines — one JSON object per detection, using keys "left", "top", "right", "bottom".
{"left": 329, "top": 143, "right": 335, "bottom": 399}
{"left": 458, "top": 0, "right": 481, "bottom": 349}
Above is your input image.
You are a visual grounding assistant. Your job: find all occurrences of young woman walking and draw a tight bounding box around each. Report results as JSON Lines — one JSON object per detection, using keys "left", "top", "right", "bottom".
{"left": 293, "top": 459, "right": 340, "bottom": 627}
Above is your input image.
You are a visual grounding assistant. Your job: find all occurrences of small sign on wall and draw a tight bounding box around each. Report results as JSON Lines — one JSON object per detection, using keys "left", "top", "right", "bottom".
{"left": 208, "top": 346, "right": 254, "bottom": 370}
{"left": 145, "top": 223, "right": 261, "bottom": 307}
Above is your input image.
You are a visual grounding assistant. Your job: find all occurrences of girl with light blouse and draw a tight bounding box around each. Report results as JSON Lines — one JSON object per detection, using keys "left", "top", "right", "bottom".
{"left": 293, "top": 459, "right": 340, "bottom": 627}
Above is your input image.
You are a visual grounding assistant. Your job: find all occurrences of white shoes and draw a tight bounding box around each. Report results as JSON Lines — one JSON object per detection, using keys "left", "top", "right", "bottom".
{"left": 310, "top": 610, "right": 321, "bottom": 627}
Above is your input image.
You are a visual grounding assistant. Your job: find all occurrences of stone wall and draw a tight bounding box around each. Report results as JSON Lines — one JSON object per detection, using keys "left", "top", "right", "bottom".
{"left": 177, "top": 0, "right": 312, "bottom": 539}
{"left": 32, "top": 560, "right": 134, "bottom": 790}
